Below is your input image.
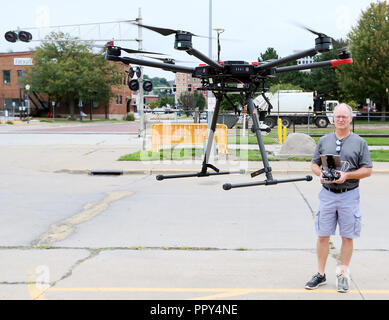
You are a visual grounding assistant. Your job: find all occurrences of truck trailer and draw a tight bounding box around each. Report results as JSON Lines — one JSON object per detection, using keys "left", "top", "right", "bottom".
{"left": 254, "top": 90, "right": 339, "bottom": 128}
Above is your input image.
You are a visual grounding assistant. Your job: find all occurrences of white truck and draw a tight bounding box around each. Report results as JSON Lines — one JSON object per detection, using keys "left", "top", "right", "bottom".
{"left": 254, "top": 90, "right": 339, "bottom": 128}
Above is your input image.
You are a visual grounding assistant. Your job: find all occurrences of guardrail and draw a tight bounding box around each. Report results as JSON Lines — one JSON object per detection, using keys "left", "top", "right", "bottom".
{"left": 150, "top": 123, "right": 228, "bottom": 154}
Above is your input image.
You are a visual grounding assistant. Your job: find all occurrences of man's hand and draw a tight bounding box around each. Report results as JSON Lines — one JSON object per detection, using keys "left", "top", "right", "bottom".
{"left": 320, "top": 171, "right": 331, "bottom": 184}
{"left": 334, "top": 171, "right": 348, "bottom": 184}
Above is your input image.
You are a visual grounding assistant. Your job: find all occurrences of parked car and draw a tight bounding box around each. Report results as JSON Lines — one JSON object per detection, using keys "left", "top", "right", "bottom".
{"left": 153, "top": 107, "right": 165, "bottom": 114}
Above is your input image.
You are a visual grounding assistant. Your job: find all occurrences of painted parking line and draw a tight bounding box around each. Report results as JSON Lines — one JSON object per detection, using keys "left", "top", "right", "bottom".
{"left": 28, "top": 286, "right": 389, "bottom": 300}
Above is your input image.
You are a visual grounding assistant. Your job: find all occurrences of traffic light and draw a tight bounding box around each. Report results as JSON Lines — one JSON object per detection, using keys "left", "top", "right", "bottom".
{"left": 126, "top": 67, "right": 135, "bottom": 78}
{"left": 128, "top": 79, "right": 140, "bottom": 91}
{"left": 143, "top": 80, "right": 153, "bottom": 92}
{"left": 188, "top": 84, "right": 192, "bottom": 92}
{"left": 173, "top": 84, "right": 176, "bottom": 92}
{"left": 4, "top": 30, "right": 32, "bottom": 43}
{"left": 135, "top": 67, "right": 142, "bottom": 78}
{"left": 4, "top": 31, "right": 18, "bottom": 43}
{"left": 18, "top": 31, "right": 32, "bottom": 42}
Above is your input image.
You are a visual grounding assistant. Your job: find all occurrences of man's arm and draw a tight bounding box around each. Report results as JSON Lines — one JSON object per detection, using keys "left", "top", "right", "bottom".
{"left": 335, "top": 167, "right": 372, "bottom": 184}
{"left": 311, "top": 163, "right": 322, "bottom": 177}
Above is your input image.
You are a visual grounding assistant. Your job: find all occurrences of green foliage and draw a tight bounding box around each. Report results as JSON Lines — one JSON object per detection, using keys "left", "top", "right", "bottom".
{"left": 159, "top": 95, "right": 175, "bottom": 107}
{"left": 258, "top": 47, "right": 312, "bottom": 91}
{"left": 259, "top": 47, "right": 279, "bottom": 61}
{"left": 220, "top": 94, "right": 243, "bottom": 111}
{"left": 178, "top": 91, "right": 206, "bottom": 112}
{"left": 123, "top": 113, "right": 135, "bottom": 121}
{"left": 23, "top": 32, "right": 122, "bottom": 119}
{"left": 149, "top": 101, "right": 159, "bottom": 109}
{"left": 268, "top": 83, "right": 304, "bottom": 94}
{"left": 338, "top": 1, "right": 389, "bottom": 113}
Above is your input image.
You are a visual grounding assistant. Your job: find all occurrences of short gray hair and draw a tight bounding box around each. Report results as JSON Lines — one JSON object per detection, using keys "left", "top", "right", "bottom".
{"left": 334, "top": 103, "right": 353, "bottom": 117}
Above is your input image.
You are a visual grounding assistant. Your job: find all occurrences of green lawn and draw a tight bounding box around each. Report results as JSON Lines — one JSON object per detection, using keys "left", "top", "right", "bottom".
{"left": 311, "top": 136, "right": 389, "bottom": 146}
{"left": 118, "top": 148, "right": 389, "bottom": 162}
{"left": 228, "top": 135, "right": 277, "bottom": 145}
{"left": 234, "top": 149, "right": 389, "bottom": 162}
{"left": 118, "top": 148, "right": 203, "bottom": 161}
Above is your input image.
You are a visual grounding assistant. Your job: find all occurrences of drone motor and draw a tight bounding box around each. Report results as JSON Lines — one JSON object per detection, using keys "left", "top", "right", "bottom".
{"left": 315, "top": 36, "right": 332, "bottom": 53}
{"left": 174, "top": 31, "right": 193, "bottom": 50}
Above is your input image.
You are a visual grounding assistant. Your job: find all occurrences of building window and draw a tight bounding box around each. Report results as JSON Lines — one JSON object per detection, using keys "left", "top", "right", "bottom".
{"left": 3, "top": 70, "right": 11, "bottom": 84}
{"left": 17, "top": 70, "right": 25, "bottom": 85}
{"left": 116, "top": 95, "right": 123, "bottom": 105}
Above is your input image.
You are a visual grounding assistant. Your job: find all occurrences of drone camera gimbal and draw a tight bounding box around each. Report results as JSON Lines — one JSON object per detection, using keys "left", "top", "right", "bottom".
{"left": 105, "top": 22, "right": 353, "bottom": 190}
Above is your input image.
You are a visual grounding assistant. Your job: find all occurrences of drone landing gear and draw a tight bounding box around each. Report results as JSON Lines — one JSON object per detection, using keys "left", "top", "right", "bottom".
{"left": 156, "top": 92, "right": 312, "bottom": 189}
{"left": 156, "top": 93, "right": 244, "bottom": 182}
{"left": 223, "top": 94, "right": 312, "bottom": 190}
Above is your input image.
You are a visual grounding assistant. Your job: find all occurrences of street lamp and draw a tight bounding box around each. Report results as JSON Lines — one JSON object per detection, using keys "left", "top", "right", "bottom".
{"left": 213, "top": 28, "right": 225, "bottom": 63}
{"left": 25, "top": 84, "right": 30, "bottom": 122}
{"left": 52, "top": 101, "right": 56, "bottom": 121}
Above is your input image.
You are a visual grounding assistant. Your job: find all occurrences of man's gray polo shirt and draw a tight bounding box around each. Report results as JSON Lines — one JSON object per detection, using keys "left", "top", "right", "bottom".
{"left": 312, "top": 132, "right": 373, "bottom": 191}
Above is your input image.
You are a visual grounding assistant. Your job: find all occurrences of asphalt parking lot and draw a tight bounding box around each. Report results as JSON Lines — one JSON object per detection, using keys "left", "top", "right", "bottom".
{"left": 0, "top": 122, "right": 388, "bottom": 301}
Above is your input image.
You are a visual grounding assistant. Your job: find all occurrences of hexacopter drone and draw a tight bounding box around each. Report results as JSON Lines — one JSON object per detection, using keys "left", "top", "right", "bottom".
{"left": 19, "top": 22, "right": 348, "bottom": 190}
{"left": 106, "top": 23, "right": 353, "bottom": 191}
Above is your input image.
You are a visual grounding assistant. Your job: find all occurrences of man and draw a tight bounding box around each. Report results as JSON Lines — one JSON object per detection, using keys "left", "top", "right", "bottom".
{"left": 305, "top": 103, "right": 372, "bottom": 293}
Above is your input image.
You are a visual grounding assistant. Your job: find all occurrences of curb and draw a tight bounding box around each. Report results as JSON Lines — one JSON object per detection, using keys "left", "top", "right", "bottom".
{"left": 55, "top": 168, "right": 389, "bottom": 175}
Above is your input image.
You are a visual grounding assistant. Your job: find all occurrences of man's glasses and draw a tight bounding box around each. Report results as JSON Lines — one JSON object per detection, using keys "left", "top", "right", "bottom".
{"left": 336, "top": 140, "right": 342, "bottom": 153}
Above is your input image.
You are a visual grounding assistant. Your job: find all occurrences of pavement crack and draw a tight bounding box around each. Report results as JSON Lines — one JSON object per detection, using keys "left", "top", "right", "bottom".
{"left": 293, "top": 182, "right": 315, "bottom": 217}
{"left": 30, "top": 248, "right": 101, "bottom": 300}
{"left": 31, "top": 191, "right": 132, "bottom": 247}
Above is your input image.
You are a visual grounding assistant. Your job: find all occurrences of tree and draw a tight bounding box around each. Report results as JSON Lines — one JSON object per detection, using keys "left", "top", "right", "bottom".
{"left": 259, "top": 47, "right": 279, "bottom": 62}
{"left": 338, "top": 1, "right": 389, "bottom": 119}
{"left": 159, "top": 95, "right": 175, "bottom": 107}
{"left": 23, "top": 32, "right": 121, "bottom": 119}
{"left": 258, "top": 47, "right": 311, "bottom": 91}
{"left": 178, "top": 91, "right": 206, "bottom": 120}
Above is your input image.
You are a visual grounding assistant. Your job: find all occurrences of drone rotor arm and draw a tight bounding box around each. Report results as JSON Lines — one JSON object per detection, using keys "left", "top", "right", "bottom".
{"left": 108, "top": 55, "right": 195, "bottom": 74}
{"left": 275, "top": 58, "right": 353, "bottom": 73}
{"left": 257, "top": 48, "right": 318, "bottom": 70}
{"left": 119, "top": 47, "right": 166, "bottom": 55}
{"left": 186, "top": 47, "right": 223, "bottom": 70}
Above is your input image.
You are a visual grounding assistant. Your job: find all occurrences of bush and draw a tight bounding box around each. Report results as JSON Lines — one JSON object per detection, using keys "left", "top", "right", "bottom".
{"left": 124, "top": 113, "right": 135, "bottom": 121}
{"left": 6, "top": 121, "right": 14, "bottom": 125}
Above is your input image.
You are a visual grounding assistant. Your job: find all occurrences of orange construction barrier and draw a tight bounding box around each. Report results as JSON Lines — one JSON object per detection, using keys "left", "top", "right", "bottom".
{"left": 150, "top": 123, "right": 228, "bottom": 154}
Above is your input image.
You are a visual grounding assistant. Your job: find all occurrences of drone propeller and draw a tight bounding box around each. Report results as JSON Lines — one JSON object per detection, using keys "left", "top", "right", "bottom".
{"left": 295, "top": 23, "right": 341, "bottom": 46}
{"left": 133, "top": 22, "right": 211, "bottom": 39}
{"left": 141, "top": 55, "right": 196, "bottom": 64}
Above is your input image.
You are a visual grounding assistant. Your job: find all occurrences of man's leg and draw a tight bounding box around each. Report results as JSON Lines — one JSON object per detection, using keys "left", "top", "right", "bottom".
{"left": 317, "top": 236, "right": 330, "bottom": 275}
{"left": 339, "top": 237, "right": 353, "bottom": 274}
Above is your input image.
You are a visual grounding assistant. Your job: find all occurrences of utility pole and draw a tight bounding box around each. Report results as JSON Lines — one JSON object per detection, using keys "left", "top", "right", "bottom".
{"left": 137, "top": 8, "right": 146, "bottom": 150}
{"left": 206, "top": 0, "right": 217, "bottom": 159}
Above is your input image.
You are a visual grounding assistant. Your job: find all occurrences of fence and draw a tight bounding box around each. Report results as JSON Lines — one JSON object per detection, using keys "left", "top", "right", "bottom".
{"left": 150, "top": 123, "right": 228, "bottom": 153}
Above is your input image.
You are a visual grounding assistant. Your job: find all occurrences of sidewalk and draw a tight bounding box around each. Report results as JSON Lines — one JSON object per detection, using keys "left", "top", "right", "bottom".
{"left": 2, "top": 143, "right": 388, "bottom": 176}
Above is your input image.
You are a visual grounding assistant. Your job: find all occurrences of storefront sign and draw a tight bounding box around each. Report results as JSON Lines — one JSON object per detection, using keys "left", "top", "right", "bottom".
{"left": 14, "top": 58, "right": 33, "bottom": 66}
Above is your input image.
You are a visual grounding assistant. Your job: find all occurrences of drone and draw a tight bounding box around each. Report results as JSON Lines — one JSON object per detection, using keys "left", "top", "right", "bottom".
{"left": 87, "top": 23, "right": 356, "bottom": 190}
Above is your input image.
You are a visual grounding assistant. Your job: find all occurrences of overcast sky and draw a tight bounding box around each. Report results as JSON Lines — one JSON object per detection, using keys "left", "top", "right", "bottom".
{"left": 0, "top": 0, "right": 377, "bottom": 80}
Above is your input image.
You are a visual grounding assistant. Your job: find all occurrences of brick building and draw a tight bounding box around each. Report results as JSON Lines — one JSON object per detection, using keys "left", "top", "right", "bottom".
{"left": 175, "top": 72, "right": 207, "bottom": 102}
{"left": 0, "top": 51, "right": 135, "bottom": 119}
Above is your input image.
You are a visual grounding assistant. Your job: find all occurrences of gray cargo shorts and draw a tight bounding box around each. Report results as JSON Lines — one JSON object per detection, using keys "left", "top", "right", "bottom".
{"left": 314, "top": 187, "right": 361, "bottom": 239}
